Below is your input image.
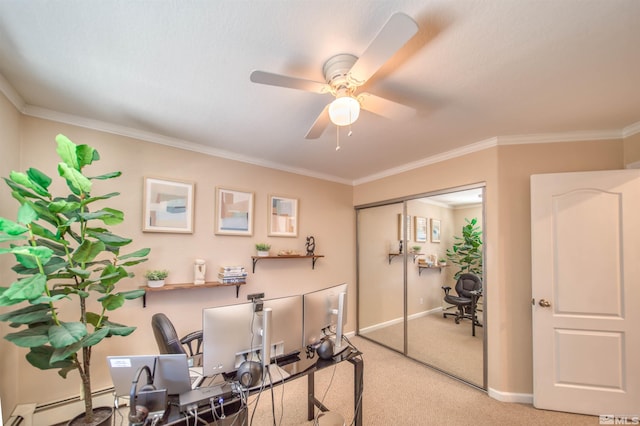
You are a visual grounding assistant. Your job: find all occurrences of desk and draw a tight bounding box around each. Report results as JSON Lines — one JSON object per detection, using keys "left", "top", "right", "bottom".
{"left": 159, "top": 343, "right": 363, "bottom": 425}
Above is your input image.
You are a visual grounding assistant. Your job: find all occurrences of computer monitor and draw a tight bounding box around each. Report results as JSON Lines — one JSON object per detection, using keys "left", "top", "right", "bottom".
{"left": 202, "top": 295, "right": 303, "bottom": 377}
{"left": 106, "top": 353, "right": 192, "bottom": 397}
{"left": 303, "top": 283, "right": 348, "bottom": 355}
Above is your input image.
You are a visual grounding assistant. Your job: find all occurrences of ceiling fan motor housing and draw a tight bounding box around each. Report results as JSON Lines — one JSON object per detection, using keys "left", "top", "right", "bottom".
{"left": 323, "top": 53, "right": 359, "bottom": 93}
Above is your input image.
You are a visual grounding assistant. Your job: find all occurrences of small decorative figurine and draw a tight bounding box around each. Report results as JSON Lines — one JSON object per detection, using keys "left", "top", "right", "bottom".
{"left": 194, "top": 258, "right": 206, "bottom": 285}
{"left": 306, "top": 236, "right": 316, "bottom": 256}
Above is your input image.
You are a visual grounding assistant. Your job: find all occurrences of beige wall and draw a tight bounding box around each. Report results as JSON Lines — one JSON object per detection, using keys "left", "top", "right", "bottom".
{"left": 0, "top": 90, "right": 22, "bottom": 416}
{"left": 1, "top": 114, "right": 356, "bottom": 408}
{"left": 624, "top": 131, "right": 640, "bottom": 167}
{"left": 354, "top": 139, "right": 623, "bottom": 395}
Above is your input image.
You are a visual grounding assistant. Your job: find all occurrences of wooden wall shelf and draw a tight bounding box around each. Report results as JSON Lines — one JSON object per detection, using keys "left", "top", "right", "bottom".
{"left": 418, "top": 265, "right": 448, "bottom": 276}
{"left": 139, "top": 281, "right": 245, "bottom": 307}
{"left": 250, "top": 255, "right": 324, "bottom": 272}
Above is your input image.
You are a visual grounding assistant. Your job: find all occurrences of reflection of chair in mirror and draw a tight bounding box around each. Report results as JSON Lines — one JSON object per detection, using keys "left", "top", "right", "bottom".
{"left": 441, "top": 273, "right": 483, "bottom": 336}
{"left": 151, "top": 313, "right": 203, "bottom": 366}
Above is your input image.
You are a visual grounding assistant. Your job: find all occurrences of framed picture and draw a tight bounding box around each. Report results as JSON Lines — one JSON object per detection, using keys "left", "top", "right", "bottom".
{"left": 397, "top": 214, "right": 412, "bottom": 241}
{"left": 268, "top": 195, "right": 298, "bottom": 237}
{"left": 215, "top": 187, "right": 254, "bottom": 236}
{"left": 143, "top": 177, "right": 194, "bottom": 233}
{"left": 431, "top": 218, "right": 441, "bottom": 243}
{"left": 414, "top": 216, "right": 427, "bottom": 242}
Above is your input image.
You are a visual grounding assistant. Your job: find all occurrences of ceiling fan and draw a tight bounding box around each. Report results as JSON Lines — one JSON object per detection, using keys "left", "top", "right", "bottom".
{"left": 250, "top": 12, "right": 419, "bottom": 140}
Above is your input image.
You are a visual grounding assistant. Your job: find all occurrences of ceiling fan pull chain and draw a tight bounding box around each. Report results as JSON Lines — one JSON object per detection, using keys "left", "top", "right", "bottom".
{"left": 336, "top": 125, "right": 341, "bottom": 151}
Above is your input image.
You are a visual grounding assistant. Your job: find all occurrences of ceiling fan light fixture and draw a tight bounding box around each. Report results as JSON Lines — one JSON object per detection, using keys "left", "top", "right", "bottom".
{"left": 329, "top": 95, "right": 360, "bottom": 126}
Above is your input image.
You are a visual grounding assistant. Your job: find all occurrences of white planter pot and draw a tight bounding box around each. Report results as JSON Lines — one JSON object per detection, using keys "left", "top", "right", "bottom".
{"left": 147, "top": 279, "right": 165, "bottom": 288}
{"left": 257, "top": 250, "right": 270, "bottom": 257}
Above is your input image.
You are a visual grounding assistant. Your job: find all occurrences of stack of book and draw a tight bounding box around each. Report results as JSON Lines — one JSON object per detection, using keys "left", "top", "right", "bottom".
{"left": 218, "top": 266, "right": 247, "bottom": 284}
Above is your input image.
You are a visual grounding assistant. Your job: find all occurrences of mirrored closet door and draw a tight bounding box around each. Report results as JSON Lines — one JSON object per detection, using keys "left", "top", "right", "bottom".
{"left": 357, "top": 187, "right": 485, "bottom": 388}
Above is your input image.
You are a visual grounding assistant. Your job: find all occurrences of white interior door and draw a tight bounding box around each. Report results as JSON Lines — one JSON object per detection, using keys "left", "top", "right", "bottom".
{"left": 531, "top": 169, "right": 640, "bottom": 415}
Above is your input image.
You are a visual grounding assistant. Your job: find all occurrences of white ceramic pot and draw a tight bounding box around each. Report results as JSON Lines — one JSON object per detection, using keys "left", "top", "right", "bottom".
{"left": 147, "top": 279, "right": 165, "bottom": 288}
{"left": 257, "top": 250, "right": 270, "bottom": 257}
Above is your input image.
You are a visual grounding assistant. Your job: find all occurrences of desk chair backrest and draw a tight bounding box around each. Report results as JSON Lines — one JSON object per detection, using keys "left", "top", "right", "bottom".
{"left": 151, "top": 313, "right": 185, "bottom": 355}
{"left": 455, "top": 273, "right": 482, "bottom": 298}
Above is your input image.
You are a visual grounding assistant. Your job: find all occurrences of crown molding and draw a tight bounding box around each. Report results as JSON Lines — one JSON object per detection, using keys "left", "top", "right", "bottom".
{"left": 623, "top": 121, "right": 640, "bottom": 138}
{"left": 0, "top": 73, "right": 25, "bottom": 112}
{"left": 496, "top": 129, "right": 623, "bottom": 145}
{"left": 16, "top": 102, "right": 638, "bottom": 187}
{"left": 21, "top": 105, "right": 352, "bottom": 185}
{"left": 352, "top": 137, "right": 498, "bottom": 186}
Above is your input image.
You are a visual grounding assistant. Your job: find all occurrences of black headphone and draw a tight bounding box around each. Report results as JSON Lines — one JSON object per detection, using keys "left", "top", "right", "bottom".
{"left": 236, "top": 360, "right": 263, "bottom": 388}
{"left": 128, "top": 365, "right": 156, "bottom": 425}
{"left": 306, "top": 337, "right": 334, "bottom": 360}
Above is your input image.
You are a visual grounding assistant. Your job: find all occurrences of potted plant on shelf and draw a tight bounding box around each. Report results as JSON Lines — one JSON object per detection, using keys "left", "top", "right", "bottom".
{"left": 145, "top": 269, "right": 169, "bottom": 287}
{"left": 411, "top": 245, "right": 422, "bottom": 254}
{"left": 255, "top": 243, "right": 271, "bottom": 257}
{"left": 0, "top": 134, "right": 149, "bottom": 425}
{"left": 446, "top": 217, "right": 483, "bottom": 280}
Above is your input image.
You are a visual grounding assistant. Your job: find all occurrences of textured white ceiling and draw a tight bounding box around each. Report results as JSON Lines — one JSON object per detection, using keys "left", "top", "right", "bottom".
{"left": 1, "top": 1, "right": 639, "bottom": 184}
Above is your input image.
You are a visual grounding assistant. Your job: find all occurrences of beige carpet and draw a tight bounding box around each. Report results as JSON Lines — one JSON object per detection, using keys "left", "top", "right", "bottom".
{"left": 246, "top": 336, "right": 595, "bottom": 426}
{"left": 360, "top": 310, "right": 484, "bottom": 387}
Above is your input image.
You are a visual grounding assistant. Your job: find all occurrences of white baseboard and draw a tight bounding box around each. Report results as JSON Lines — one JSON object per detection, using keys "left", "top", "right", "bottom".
{"left": 488, "top": 387, "right": 533, "bottom": 404}
{"left": 359, "top": 307, "right": 441, "bottom": 334}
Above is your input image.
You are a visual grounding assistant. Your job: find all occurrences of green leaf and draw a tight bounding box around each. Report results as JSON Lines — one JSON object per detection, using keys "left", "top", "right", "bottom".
{"left": 102, "top": 319, "right": 136, "bottom": 337}
{"left": 91, "top": 171, "right": 121, "bottom": 180}
{"left": 121, "top": 289, "right": 145, "bottom": 300}
{"left": 58, "top": 163, "right": 91, "bottom": 194}
{"left": 48, "top": 200, "right": 81, "bottom": 214}
{"left": 9, "top": 171, "right": 50, "bottom": 197}
{"left": 75, "top": 144, "right": 99, "bottom": 169}
{"left": 9, "top": 245, "right": 53, "bottom": 266}
{"left": 118, "top": 247, "right": 151, "bottom": 260}
{"left": 48, "top": 322, "right": 87, "bottom": 348}
{"left": 83, "top": 192, "right": 120, "bottom": 205}
{"left": 26, "top": 168, "right": 52, "bottom": 191}
{"left": 5, "top": 325, "right": 50, "bottom": 347}
{"left": 17, "top": 203, "right": 39, "bottom": 225}
{"left": 51, "top": 341, "right": 83, "bottom": 364}
{"left": 100, "top": 293, "right": 125, "bottom": 311}
{"left": 0, "top": 274, "right": 47, "bottom": 304}
{"left": 81, "top": 327, "right": 109, "bottom": 347}
{"left": 86, "top": 230, "right": 131, "bottom": 247}
{"left": 0, "top": 303, "right": 51, "bottom": 323}
{"left": 26, "top": 346, "right": 74, "bottom": 371}
{"left": 55, "top": 134, "right": 79, "bottom": 170}
{"left": 0, "top": 217, "right": 29, "bottom": 236}
{"left": 71, "top": 240, "right": 105, "bottom": 263}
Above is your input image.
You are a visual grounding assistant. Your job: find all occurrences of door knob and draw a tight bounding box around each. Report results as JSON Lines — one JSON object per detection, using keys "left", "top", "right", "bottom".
{"left": 538, "top": 299, "right": 551, "bottom": 307}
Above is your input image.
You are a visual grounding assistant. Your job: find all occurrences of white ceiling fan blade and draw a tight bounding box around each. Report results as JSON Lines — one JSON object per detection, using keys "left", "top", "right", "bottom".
{"left": 348, "top": 12, "right": 419, "bottom": 86}
{"left": 305, "top": 104, "right": 331, "bottom": 139}
{"left": 250, "top": 70, "right": 329, "bottom": 94}
{"left": 359, "top": 92, "right": 415, "bottom": 120}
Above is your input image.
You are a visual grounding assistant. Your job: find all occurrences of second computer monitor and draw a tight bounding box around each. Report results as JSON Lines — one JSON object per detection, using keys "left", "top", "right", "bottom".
{"left": 302, "top": 283, "right": 348, "bottom": 353}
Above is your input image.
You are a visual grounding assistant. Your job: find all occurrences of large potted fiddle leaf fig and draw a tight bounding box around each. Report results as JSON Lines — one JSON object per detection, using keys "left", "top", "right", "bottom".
{"left": 0, "top": 134, "right": 149, "bottom": 425}
{"left": 446, "top": 217, "right": 483, "bottom": 281}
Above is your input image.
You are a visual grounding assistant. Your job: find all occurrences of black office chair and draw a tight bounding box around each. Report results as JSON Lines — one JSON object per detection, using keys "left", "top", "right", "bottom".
{"left": 151, "top": 313, "right": 203, "bottom": 364}
{"left": 441, "top": 273, "right": 483, "bottom": 335}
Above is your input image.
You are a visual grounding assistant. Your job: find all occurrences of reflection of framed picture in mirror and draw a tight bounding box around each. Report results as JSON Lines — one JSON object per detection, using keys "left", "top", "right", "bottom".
{"left": 268, "top": 195, "right": 298, "bottom": 237}
{"left": 431, "top": 218, "right": 441, "bottom": 243}
{"left": 215, "top": 187, "right": 254, "bottom": 236}
{"left": 143, "top": 177, "right": 194, "bottom": 233}
{"left": 414, "top": 216, "right": 427, "bottom": 242}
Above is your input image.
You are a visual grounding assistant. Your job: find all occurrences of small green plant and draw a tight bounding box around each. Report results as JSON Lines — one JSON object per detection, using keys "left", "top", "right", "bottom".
{"left": 439, "top": 258, "right": 447, "bottom": 264}
{"left": 144, "top": 269, "right": 169, "bottom": 280}
{"left": 255, "top": 243, "right": 271, "bottom": 251}
{"left": 411, "top": 245, "right": 422, "bottom": 253}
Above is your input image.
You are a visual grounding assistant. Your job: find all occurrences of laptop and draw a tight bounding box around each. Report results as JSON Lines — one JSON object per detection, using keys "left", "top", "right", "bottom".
{"left": 107, "top": 354, "right": 195, "bottom": 397}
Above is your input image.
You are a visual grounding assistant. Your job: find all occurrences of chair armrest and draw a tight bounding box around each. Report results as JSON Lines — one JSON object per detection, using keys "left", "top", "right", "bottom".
{"left": 180, "top": 330, "right": 203, "bottom": 357}
{"left": 441, "top": 286, "right": 451, "bottom": 295}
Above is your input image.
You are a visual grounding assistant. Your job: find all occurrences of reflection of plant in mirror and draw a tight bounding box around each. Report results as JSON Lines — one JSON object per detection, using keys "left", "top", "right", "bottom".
{"left": 446, "top": 217, "right": 482, "bottom": 280}
{"left": 411, "top": 245, "right": 421, "bottom": 253}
